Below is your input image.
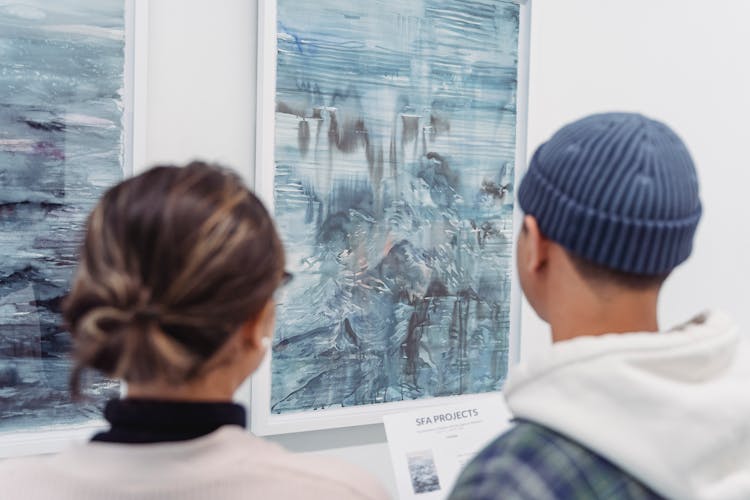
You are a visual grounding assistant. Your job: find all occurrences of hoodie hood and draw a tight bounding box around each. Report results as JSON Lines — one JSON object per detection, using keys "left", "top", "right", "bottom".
{"left": 505, "top": 310, "right": 750, "bottom": 500}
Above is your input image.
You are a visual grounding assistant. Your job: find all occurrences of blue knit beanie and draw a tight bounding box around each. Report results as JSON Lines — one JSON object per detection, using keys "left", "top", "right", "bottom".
{"left": 518, "top": 112, "right": 702, "bottom": 275}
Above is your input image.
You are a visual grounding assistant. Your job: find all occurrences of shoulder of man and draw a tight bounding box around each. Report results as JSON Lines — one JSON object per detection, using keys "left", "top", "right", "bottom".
{"left": 448, "top": 421, "right": 663, "bottom": 500}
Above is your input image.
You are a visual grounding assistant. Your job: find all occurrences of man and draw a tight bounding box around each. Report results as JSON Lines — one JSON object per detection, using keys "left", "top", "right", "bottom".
{"left": 450, "top": 113, "right": 750, "bottom": 500}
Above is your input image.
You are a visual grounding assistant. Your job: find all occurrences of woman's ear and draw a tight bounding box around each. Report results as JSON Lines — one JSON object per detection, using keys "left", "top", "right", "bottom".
{"left": 238, "top": 299, "right": 275, "bottom": 351}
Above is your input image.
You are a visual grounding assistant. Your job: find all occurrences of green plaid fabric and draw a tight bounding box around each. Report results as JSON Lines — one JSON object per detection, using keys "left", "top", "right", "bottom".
{"left": 449, "top": 421, "right": 665, "bottom": 500}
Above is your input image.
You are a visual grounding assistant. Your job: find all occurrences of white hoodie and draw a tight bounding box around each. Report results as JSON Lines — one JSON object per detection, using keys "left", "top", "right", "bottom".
{"left": 504, "top": 311, "right": 750, "bottom": 500}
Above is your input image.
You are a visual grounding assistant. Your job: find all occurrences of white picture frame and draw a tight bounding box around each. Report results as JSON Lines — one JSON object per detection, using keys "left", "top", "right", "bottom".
{"left": 0, "top": 0, "right": 148, "bottom": 459}
{"left": 251, "top": 0, "right": 531, "bottom": 436}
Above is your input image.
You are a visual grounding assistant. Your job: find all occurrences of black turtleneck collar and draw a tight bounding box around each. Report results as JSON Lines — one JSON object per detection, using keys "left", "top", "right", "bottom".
{"left": 92, "top": 399, "right": 246, "bottom": 444}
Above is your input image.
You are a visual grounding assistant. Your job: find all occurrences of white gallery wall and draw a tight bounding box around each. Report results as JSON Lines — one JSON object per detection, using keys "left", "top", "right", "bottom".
{"left": 141, "top": 0, "right": 257, "bottom": 182}
{"left": 142, "top": 0, "right": 750, "bottom": 494}
{"left": 522, "top": 0, "right": 750, "bottom": 355}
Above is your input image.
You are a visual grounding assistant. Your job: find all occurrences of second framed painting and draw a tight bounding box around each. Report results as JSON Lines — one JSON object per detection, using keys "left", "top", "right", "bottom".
{"left": 252, "top": 0, "right": 531, "bottom": 435}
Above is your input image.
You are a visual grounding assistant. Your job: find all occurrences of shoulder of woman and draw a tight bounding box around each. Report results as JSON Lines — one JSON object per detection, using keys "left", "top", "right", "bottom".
{"left": 282, "top": 454, "right": 390, "bottom": 500}
{"left": 0, "top": 454, "right": 56, "bottom": 484}
{"left": 232, "top": 432, "right": 391, "bottom": 500}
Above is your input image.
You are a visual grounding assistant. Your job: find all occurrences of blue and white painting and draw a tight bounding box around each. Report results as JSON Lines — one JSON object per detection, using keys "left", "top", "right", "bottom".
{"left": 0, "top": 1, "right": 125, "bottom": 430}
{"left": 271, "top": 0, "right": 519, "bottom": 414}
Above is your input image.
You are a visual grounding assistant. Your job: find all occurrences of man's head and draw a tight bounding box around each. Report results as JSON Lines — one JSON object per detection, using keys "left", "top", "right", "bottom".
{"left": 516, "top": 113, "right": 701, "bottom": 333}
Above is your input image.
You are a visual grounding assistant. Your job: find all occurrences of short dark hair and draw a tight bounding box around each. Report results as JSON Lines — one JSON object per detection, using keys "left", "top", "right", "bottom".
{"left": 64, "top": 162, "right": 285, "bottom": 396}
{"left": 568, "top": 252, "right": 669, "bottom": 290}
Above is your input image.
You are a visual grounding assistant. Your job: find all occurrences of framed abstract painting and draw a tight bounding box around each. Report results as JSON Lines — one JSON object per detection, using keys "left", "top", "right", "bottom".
{"left": 0, "top": 0, "right": 146, "bottom": 457}
{"left": 252, "top": 0, "right": 530, "bottom": 435}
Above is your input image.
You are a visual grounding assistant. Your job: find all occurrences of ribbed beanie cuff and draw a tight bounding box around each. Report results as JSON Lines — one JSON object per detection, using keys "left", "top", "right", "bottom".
{"left": 518, "top": 113, "right": 702, "bottom": 276}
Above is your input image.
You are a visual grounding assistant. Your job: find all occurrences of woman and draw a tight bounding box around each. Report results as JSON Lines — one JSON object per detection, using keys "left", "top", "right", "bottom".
{"left": 0, "top": 162, "right": 389, "bottom": 500}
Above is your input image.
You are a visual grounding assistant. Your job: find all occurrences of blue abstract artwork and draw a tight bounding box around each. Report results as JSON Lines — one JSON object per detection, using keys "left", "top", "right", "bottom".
{"left": 0, "top": 1, "right": 125, "bottom": 430}
{"left": 271, "top": 0, "right": 520, "bottom": 414}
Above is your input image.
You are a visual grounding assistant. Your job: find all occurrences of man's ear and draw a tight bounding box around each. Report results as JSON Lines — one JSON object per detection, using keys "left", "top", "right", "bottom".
{"left": 522, "top": 215, "right": 548, "bottom": 272}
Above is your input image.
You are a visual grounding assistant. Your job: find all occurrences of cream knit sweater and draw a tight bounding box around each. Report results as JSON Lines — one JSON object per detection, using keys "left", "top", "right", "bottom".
{"left": 0, "top": 425, "right": 390, "bottom": 499}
